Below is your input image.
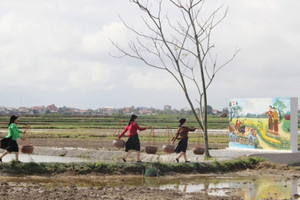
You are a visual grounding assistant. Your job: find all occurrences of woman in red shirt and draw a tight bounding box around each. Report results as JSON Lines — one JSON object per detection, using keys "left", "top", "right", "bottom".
{"left": 118, "top": 114, "right": 149, "bottom": 163}
{"left": 235, "top": 116, "right": 243, "bottom": 133}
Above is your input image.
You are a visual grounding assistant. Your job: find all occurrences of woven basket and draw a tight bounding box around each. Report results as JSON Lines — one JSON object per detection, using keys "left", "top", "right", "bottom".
{"left": 21, "top": 145, "right": 34, "bottom": 154}
{"left": 145, "top": 146, "right": 158, "bottom": 154}
{"left": 112, "top": 139, "right": 125, "bottom": 148}
{"left": 162, "top": 144, "right": 175, "bottom": 153}
{"left": 193, "top": 147, "right": 205, "bottom": 155}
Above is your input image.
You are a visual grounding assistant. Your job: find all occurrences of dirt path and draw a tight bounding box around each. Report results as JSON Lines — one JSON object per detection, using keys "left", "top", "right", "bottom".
{"left": 24, "top": 138, "right": 227, "bottom": 150}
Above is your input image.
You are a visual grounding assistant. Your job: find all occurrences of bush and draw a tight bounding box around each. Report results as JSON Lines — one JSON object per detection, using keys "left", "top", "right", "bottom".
{"left": 8, "top": 161, "right": 49, "bottom": 174}
{"left": 145, "top": 167, "right": 162, "bottom": 177}
{"left": 0, "top": 157, "right": 265, "bottom": 175}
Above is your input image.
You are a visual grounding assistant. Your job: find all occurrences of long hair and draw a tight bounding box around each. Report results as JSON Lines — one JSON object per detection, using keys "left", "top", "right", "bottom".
{"left": 128, "top": 114, "right": 138, "bottom": 125}
{"left": 8, "top": 115, "right": 18, "bottom": 127}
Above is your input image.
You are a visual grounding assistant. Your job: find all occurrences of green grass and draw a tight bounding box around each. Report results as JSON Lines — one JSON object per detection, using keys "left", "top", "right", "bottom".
{"left": 282, "top": 119, "right": 291, "bottom": 133}
{"left": 1, "top": 115, "right": 299, "bottom": 130}
{"left": 0, "top": 157, "right": 265, "bottom": 176}
{"left": 2, "top": 115, "right": 300, "bottom": 148}
{"left": 0, "top": 115, "right": 231, "bottom": 147}
{"left": 0, "top": 115, "right": 230, "bottom": 130}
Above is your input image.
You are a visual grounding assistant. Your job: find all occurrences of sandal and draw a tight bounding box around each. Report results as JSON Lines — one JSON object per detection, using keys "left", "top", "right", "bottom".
{"left": 137, "top": 160, "right": 142, "bottom": 163}
{"left": 175, "top": 158, "right": 179, "bottom": 163}
{"left": 185, "top": 161, "right": 190, "bottom": 163}
{"left": 0, "top": 158, "right": 2, "bottom": 163}
{"left": 122, "top": 158, "right": 126, "bottom": 163}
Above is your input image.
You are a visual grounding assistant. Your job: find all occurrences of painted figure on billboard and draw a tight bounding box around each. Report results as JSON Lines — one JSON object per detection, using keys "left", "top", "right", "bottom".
{"left": 229, "top": 98, "right": 292, "bottom": 150}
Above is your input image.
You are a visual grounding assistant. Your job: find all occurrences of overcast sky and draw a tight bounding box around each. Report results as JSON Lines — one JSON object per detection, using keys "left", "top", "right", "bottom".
{"left": 0, "top": 0, "right": 299, "bottom": 110}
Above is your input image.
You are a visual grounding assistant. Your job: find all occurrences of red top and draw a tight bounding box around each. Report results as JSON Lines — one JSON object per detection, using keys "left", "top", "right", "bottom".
{"left": 118, "top": 122, "right": 146, "bottom": 138}
{"left": 235, "top": 120, "right": 242, "bottom": 128}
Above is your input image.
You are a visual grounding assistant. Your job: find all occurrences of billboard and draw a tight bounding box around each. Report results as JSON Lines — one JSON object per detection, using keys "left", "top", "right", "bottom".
{"left": 229, "top": 97, "right": 298, "bottom": 151}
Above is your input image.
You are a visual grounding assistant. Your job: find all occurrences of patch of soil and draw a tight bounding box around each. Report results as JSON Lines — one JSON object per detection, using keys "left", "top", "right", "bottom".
{"left": 255, "top": 161, "right": 300, "bottom": 173}
{"left": 224, "top": 161, "right": 300, "bottom": 179}
{"left": 1, "top": 163, "right": 300, "bottom": 200}
{"left": 0, "top": 181, "right": 241, "bottom": 200}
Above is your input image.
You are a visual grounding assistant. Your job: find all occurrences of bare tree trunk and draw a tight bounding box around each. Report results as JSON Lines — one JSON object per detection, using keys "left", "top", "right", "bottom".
{"left": 203, "top": 90, "right": 211, "bottom": 158}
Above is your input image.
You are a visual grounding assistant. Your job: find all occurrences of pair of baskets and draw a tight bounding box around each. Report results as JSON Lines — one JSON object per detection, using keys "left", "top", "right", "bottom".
{"left": 161, "top": 144, "right": 205, "bottom": 155}
{"left": 112, "top": 139, "right": 159, "bottom": 154}
{"left": 113, "top": 126, "right": 205, "bottom": 155}
{"left": 112, "top": 139, "right": 205, "bottom": 155}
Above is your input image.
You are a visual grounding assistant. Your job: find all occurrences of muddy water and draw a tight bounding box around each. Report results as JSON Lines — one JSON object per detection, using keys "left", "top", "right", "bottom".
{"left": 158, "top": 176, "right": 300, "bottom": 200}
{"left": 1, "top": 175, "right": 300, "bottom": 200}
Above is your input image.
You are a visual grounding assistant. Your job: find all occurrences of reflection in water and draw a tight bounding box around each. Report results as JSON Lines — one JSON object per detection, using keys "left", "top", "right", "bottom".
{"left": 1, "top": 175, "right": 299, "bottom": 199}
{"left": 158, "top": 177, "right": 299, "bottom": 200}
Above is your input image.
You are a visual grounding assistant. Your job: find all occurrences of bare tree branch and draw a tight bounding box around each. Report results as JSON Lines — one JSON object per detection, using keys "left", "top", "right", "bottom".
{"left": 111, "top": 0, "right": 239, "bottom": 158}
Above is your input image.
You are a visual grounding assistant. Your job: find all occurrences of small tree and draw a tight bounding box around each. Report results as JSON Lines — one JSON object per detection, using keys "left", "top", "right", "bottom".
{"left": 273, "top": 99, "right": 287, "bottom": 120}
{"left": 207, "top": 105, "right": 213, "bottom": 115}
{"left": 112, "top": 0, "right": 239, "bottom": 158}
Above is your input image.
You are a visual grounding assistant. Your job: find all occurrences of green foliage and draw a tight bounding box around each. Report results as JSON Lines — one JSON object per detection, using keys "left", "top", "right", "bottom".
{"left": 229, "top": 101, "right": 243, "bottom": 119}
{"left": 47, "top": 163, "right": 68, "bottom": 173}
{"left": 123, "top": 163, "right": 145, "bottom": 174}
{"left": 4, "top": 161, "right": 49, "bottom": 174}
{"left": 273, "top": 99, "right": 287, "bottom": 120}
{"left": 0, "top": 115, "right": 230, "bottom": 130}
{"left": 282, "top": 119, "right": 290, "bottom": 133}
{"left": 0, "top": 157, "right": 265, "bottom": 175}
{"left": 145, "top": 167, "right": 162, "bottom": 177}
{"left": 150, "top": 162, "right": 171, "bottom": 173}
{"left": 211, "top": 159, "right": 221, "bottom": 169}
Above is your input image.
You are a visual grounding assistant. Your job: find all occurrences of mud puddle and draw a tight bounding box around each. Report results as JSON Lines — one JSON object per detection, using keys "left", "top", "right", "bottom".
{"left": 159, "top": 176, "right": 300, "bottom": 199}
{"left": 1, "top": 175, "right": 300, "bottom": 199}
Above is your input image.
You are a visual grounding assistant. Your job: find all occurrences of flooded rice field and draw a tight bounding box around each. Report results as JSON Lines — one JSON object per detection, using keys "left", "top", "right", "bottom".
{"left": 1, "top": 174, "right": 300, "bottom": 200}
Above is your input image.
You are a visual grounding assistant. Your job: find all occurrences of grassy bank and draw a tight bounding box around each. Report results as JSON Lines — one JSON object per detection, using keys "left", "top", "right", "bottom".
{"left": 0, "top": 157, "right": 264, "bottom": 176}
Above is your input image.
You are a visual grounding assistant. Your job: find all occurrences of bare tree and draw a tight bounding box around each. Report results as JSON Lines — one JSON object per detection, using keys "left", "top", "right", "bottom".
{"left": 112, "top": 0, "right": 239, "bottom": 158}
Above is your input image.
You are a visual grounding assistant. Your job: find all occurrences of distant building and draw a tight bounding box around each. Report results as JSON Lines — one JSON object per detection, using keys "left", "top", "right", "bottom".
{"left": 164, "top": 105, "right": 172, "bottom": 110}
{"left": 78, "top": 109, "right": 89, "bottom": 114}
{"left": 31, "top": 106, "right": 46, "bottom": 114}
{"left": 123, "top": 107, "right": 132, "bottom": 114}
{"left": 96, "top": 107, "right": 116, "bottom": 115}
{"left": 18, "top": 107, "right": 33, "bottom": 115}
{"left": 46, "top": 104, "right": 58, "bottom": 113}
{"left": 0, "top": 106, "right": 9, "bottom": 115}
{"left": 139, "top": 110, "right": 153, "bottom": 115}
{"left": 6, "top": 107, "right": 18, "bottom": 115}
{"left": 138, "top": 106, "right": 148, "bottom": 111}
{"left": 212, "top": 109, "right": 222, "bottom": 115}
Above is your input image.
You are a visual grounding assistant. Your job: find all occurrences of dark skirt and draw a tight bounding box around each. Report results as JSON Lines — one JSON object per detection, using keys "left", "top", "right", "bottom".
{"left": 174, "top": 137, "right": 188, "bottom": 153}
{"left": 0, "top": 138, "right": 19, "bottom": 152}
{"left": 274, "top": 119, "right": 278, "bottom": 132}
{"left": 125, "top": 134, "right": 140, "bottom": 152}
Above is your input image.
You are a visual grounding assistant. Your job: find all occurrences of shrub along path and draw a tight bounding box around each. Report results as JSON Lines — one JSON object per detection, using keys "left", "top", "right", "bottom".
{"left": 0, "top": 157, "right": 264, "bottom": 176}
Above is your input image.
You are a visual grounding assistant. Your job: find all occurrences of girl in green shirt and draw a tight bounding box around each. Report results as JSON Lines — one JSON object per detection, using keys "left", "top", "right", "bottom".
{"left": 0, "top": 115, "right": 26, "bottom": 162}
